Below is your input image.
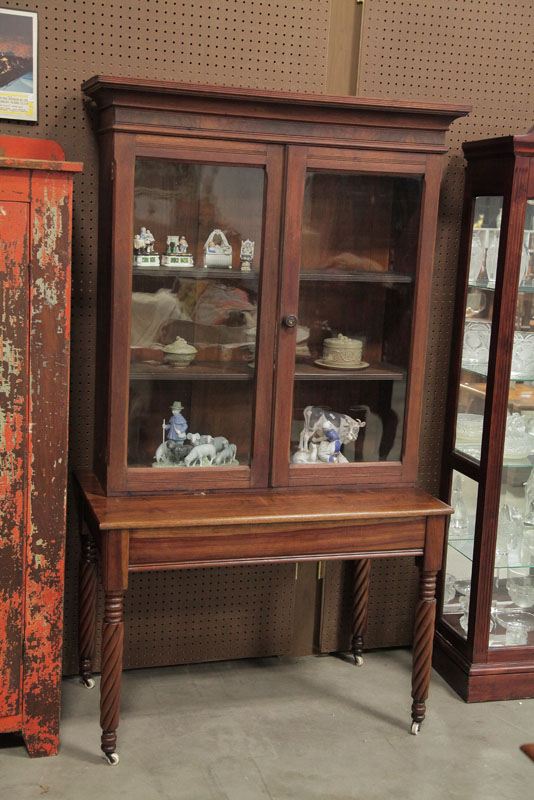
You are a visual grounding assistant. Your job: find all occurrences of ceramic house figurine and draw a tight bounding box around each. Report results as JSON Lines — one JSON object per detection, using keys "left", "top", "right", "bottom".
{"left": 239, "top": 239, "right": 255, "bottom": 271}
{"left": 133, "top": 226, "right": 160, "bottom": 268}
{"left": 203, "top": 229, "right": 232, "bottom": 269}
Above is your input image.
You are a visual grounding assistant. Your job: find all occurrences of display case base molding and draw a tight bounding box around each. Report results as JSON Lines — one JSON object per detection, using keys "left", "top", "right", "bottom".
{"left": 433, "top": 631, "right": 534, "bottom": 702}
{"left": 75, "top": 470, "right": 451, "bottom": 764}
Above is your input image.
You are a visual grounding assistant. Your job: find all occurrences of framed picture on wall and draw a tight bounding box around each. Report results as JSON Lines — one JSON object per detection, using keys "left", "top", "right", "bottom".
{"left": 0, "top": 8, "right": 37, "bottom": 122}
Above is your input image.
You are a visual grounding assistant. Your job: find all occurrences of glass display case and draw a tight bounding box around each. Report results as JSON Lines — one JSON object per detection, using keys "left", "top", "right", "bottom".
{"left": 436, "top": 131, "right": 534, "bottom": 701}
{"left": 82, "top": 76, "right": 467, "bottom": 496}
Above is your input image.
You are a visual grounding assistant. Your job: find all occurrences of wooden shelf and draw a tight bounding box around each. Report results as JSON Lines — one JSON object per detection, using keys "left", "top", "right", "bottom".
{"left": 132, "top": 267, "right": 259, "bottom": 280}
{"left": 132, "top": 267, "right": 412, "bottom": 284}
{"left": 300, "top": 270, "right": 413, "bottom": 284}
{"left": 129, "top": 360, "right": 254, "bottom": 381}
{"left": 294, "top": 361, "right": 405, "bottom": 381}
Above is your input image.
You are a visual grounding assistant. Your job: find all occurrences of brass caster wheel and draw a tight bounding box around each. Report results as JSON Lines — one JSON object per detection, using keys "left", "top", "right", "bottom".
{"left": 104, "top": 752, "right": 120, "bottom": 766}
{"left": 410, "top": 721, "right": 421, "bottom": 735}
{"left": 354, "top": 655, "right": 364, "bottom": 666}
{"left": 80, "top": 677, "right": 95, "bottom": 689}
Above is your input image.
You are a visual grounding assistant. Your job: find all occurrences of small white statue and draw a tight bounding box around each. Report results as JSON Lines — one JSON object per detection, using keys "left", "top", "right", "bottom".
{"left": 133, "top": 226, "right": 160, "bottom": 267}
{"left": 240, "top": 239, "right": 255, "bottom": 271}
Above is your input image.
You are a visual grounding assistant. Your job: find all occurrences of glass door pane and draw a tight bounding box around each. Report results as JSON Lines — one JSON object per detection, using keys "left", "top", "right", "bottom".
{"left": 455, "top": 196, "right": 503, "bottom": 462}
{"left": 489, "top": 196, "right": 534, "bottom": 647}
{"left": 442, "top": 470, "right": 478, "bottom": 640}
{"left": 128, "top": 158, "right": 264, "bottom": 469}
{"left": 290, "top": 171, "right": 422, "bottom": 466}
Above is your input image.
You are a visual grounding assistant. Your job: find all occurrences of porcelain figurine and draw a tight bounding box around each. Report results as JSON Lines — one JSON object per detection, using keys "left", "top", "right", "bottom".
{"left": 133, "top": 226, "right": 160, "bottom": 268}
{"left": 203, "top": 229, "right": 232, "bottom": 269}
{"left": 153, "top": 406, "right": 240, "bottom": 466}
{"left": 240, "top": 239, "right": 254, "bottom": 271}
{"left": 292, "top": 405, "right": 365, "bottom": 464}
{"left": 161, "top": 234, "right": 194, "bottom": 268}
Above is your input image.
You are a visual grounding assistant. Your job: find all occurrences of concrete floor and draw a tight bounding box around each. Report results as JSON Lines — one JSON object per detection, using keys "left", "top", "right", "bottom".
{"left": 1, "top": 649, "right": 533, "bottom": 799}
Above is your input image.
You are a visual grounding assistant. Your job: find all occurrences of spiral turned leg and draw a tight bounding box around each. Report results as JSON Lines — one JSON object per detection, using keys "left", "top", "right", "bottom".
{"left": 351, "top": 558, "right": 371, "bottom": 666}
{"left": 79, "top": 532, "right": 98, "bottom": 688}
{"left": 100, "top": 592, "right": 124, "bottom": 762}
{"left": 411, "top": 570, "right": 437, "bottom": 734}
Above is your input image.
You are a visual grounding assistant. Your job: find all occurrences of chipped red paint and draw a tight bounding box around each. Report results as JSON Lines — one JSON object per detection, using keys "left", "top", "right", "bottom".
{"left": 0, "top": 138, "right": 81, "bottom": 757}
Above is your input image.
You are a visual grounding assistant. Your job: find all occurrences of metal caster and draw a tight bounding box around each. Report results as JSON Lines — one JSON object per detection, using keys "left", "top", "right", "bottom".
{"left": 80, "top": 677, "right": 95, "bottom": 689}
{"left": 410, "top": 721, "right": 421, "bottom": 735}
{"left": 104, "top": 752, "right": 120, "bottom": 766}
{"left": 354, "top": 655, "right": 364, "bottom": 666}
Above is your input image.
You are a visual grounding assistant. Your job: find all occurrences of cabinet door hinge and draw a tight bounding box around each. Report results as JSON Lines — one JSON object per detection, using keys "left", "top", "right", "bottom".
{"left": 317, "top": 560, "right": 326, "bottom": 580}
{"left": 110, "top": 161, "right": 115, "bottom": 182}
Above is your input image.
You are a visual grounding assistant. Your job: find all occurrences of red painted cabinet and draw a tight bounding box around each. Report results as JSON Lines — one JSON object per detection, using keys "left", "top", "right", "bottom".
{"left": 0, "top": 136, "right": 81, "bottom": 756}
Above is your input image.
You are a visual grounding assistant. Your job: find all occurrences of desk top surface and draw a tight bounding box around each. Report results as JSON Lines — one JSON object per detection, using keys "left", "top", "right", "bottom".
{"left": 76, "top": 471, "right": 451, "bottom": 532}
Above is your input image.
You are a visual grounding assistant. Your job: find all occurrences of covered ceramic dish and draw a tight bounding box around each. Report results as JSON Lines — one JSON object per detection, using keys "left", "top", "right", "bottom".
{"left": 321, "top": 334, "right": 364, "bottom": 367}
{"left": 162, "top": 336, "right": 197, "bottom": 367}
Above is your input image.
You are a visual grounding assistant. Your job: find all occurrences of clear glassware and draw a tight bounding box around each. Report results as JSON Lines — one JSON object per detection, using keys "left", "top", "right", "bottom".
{"left": 495, "top": 609, "right": 534, "bottom": 646}
{"left": 524, "top": 469, "right": 534, "bottom": 514}
{"left": 444, "top": 573, "right": 457, "bottom": 604}
{"left": 496, "top": 504, "right": 522, "bottom": 567}
{"left": 507, "top": 570, "right": 534, "bottom": 608}
{"left": 449, "top": 474, "right": 469, "bottom": 538}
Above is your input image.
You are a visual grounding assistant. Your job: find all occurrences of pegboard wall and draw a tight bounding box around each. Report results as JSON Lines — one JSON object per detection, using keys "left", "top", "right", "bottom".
{"left": 3, "top": 0, "right": 534, "bottom": 674}
{"left": 0, "top": 0, "right": 332, "bottom": 676}
{"left": 358, "top": 0, "right": 534, "bottom": 492}
{"left": 319, "top": 559, "right": 419, "bottom": 654}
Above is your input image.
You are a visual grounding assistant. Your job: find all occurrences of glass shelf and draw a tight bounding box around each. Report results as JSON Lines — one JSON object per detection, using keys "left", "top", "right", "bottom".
{"left": 449, "top": 536, "right": 534, "bottom": 569}
{"left": 469, "top": 280, "right": 534, "bottom": 294}
{"left": 454, "top": 443, "right": 534, "bottom": 468}
{"left": 461, "top": 362, "right": 534, "bottom": 381}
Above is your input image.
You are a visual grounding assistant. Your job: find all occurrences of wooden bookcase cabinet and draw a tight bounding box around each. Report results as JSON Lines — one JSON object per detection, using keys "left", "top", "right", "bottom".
{"left": 77, "top": 79, "right": 467, "bottom": 762}
{"left": 435, "top": 130, "right": 534, "bottom": 701}
{"left": 82, "top": 76, "right": 468, "bottom": 495}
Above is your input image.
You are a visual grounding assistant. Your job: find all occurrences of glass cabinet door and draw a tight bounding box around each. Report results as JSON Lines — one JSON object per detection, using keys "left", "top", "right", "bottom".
{"left": 128, "top": 157, "right": 266, "bottom": 474}
{"left": 288, "top": 170, "right": 422, "bottom": 469}
{"left": 443, "top": 196, "right": 534, "bottom": 647}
